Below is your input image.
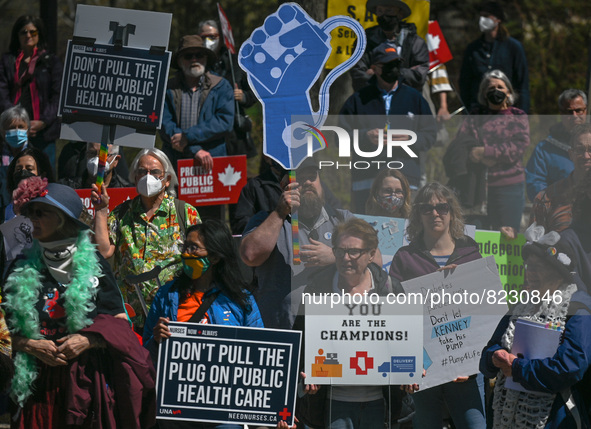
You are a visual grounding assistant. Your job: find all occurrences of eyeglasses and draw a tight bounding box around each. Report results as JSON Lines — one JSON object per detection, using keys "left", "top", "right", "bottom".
{"left": 136, "top": 168, "right": 163, "bottom": 177}
{"left": 419, "top": 203, "right": 450, "bottom": 216}
{"left": 382, "top": 189, "right": 404, "bottom": 197}
{"left": 562, "top": 108, "right": 586, "bottom": 115}
{"left": 183, "top": 243, "right": 207, "bottom": 254}
{"left": 333, "top": 247, "right": 369, "bottom": 260}
{"left": 19, "top": 29, "right": 38, "bottom": 37}
{"left": 182, "top": 52, "right": 206, "bottom": 61}
{"left": 573, "top": 146, "right": 591, "bottom": 156}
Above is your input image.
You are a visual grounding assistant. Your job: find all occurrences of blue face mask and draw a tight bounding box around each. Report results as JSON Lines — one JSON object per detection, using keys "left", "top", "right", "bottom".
{"left": 5, "top": 129, "right": 28, "bottom": 148}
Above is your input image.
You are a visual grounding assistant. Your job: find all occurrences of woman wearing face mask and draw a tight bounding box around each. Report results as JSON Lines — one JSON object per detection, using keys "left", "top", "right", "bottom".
{"left": 143, "top": 220, "right": 263, "bottom": 428}
{"left": 91, "top": 147, "right": 201, "bottom": 331}
{"left": 0, "top": 16, "right": 63, "bottom": 166}
{"left": 452, "top": 69, "right": 529, "bottom": 232}
{"left": 459, "top": 1, "right": 529, "bottom": 112}
{"left": 365, "top": 169, "right": 411, "bottom": 218}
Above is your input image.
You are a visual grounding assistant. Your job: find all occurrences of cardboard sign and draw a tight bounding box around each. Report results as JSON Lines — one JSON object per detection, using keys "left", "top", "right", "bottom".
{"left": 304, "top": 300, "right": 423, "bottom": 385}
{"left": 76, "top": 187, "right": 137, "bottom": 217}
{"left": 156, "top": 323, "right": 301, "bottom": 427}
{"left": 60, "top": 42, "right": 170, "bottom": 131}
{"left": 401, "top": 256, "right": 507, "bottom": 389}
{"left": 474, "top": 230, "right": 526, "bottom": 293}
{"left": 427, "top": 21, "right": 453, "bottom": 70}
{"left": 355, "top": 214, "right": 407, "bottom": 273}
{"left": 177, "top": 156, "right": 247, "bottom": 206}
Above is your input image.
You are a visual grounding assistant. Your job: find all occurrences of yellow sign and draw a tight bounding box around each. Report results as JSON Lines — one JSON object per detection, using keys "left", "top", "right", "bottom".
{"left": 326, "top": 0, "right": 429, "bottom": 69}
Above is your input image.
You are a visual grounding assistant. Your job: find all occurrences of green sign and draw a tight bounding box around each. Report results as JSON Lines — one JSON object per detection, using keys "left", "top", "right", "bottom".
{"left": 474, "top": 230, "right": 525, "bottom": 293}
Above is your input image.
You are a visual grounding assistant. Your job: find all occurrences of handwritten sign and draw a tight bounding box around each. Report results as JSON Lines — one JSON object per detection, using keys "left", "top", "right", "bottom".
{"left": 156, "top": 323, "right": 300, "bottom": 427}
{"left": 304, "top": 300, "right": 422, "bottom": 385}
{"left": 177, "top": 156, "right": 247, "bottom": 206}
{"left": 401, "top": 256, "right": 506, "bottom": 389}
{"left": 60, "top": 42, "right": 170, "bottom": 131}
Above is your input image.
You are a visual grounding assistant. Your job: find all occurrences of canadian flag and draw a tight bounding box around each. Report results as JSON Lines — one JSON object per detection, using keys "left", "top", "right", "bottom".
{"left": 427, "top": 21, "right": 453, "bottom": 70}
{"left": 217, "top": 3, "right": 236, "bottom": 54}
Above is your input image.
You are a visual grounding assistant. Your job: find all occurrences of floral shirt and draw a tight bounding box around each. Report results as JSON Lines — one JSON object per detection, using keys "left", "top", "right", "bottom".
{"left": 108, "top": 193, "right": 200, "bottom": 325}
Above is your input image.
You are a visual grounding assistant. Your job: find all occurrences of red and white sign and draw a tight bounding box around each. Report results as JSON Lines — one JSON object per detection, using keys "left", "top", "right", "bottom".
{"left": 76, "top": 187, "right": 137, "bottom": 217}
{"left": 427, "top": 21, "right": 453, "bottom": 70}
{"left": 178, "top": 155, "right": 247, "bottom": 206}
{"left": 217, "top": 3, "right": 236, "bottom": 54}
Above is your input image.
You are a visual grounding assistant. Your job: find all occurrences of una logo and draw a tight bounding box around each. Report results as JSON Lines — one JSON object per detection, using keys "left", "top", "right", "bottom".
{"left": 238, "top": 3, "right": 366, "bottom": 170}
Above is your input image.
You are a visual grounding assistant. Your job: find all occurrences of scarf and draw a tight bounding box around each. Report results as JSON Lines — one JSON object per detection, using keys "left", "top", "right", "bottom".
{"left": 492, "top": 283, "right": 577, "bottom": 429}
{"left": 13, "top": 47, "right": 44, "bottom": 120}
{"left": 3, "top": 230, "right": 101, "bottom": 406}
{"left": 39, "top": 237, "right": 78, "bottom": 284}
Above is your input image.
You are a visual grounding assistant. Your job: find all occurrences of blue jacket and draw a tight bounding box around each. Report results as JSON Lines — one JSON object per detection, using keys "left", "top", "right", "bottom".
{"left": 143, "top": 279, "right": 263, "bottom": 359}
{"left": 525, "top": 123, "right": 574, "bottom": 201}
{"left": 160, "top": 71, "right": 234, "bottom": 154}
{"left": 480, "top": 290, "right": 591, "bottom": 428}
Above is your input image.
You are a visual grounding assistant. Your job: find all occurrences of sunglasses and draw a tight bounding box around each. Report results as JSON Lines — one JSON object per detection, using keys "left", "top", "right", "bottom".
{"left": 333, "top": 247, "right": 369, "bottom": 260}
{"left": 182, "top": 52, "right": 206, "bottom": 60}
{"left": 136, "top": 168, "right": 163, "bottom": 177}
{"left": 26, "top": 206, "right": 56, "bottom": 219}
{"left": 419, "top": 203, "right": 450, "bottom": 216}
{"left": 19, "top": 29, "right": 38, "bottom": 37}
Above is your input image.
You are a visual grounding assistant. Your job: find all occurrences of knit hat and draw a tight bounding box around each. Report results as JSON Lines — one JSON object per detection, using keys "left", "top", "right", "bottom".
{"left": 21, "top": 182, "right": 89, "bottom": 230}
{"left": 480, "top": 1, "right": 505, "bottom": 21}
{"left": 522, "top": 223, "right": 574, "bottom": 282}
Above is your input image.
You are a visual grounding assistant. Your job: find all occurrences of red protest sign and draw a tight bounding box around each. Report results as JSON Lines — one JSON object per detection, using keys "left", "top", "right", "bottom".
{"left": 427, "top": 21, "right": 453, "bottom": 70}
{"left": 178, "top": 155, "right": 247, "bottom": 206}
{"left": 76, "top": 187, "right": 138, "bottom": 217}
{"left": 217, "top": 3, "right": 236, "bottom": 54}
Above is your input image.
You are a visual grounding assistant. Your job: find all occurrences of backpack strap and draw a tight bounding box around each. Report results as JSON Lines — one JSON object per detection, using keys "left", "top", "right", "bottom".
{"left": 188, "top": 290, "right": 221, "bottom": 323}
{"left": 174, "top": 198, "right": 187, "bottom": 238}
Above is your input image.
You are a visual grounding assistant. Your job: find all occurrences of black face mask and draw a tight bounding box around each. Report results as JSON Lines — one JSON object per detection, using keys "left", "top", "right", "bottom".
{"left": 377, "top": 15, "right": 401, "bottom": 33}
{"left": 380, "top": 62, "right": 400, "bottom": 84}
{"left": 486, "top": 88, "right": 507, "bottom": 105}
{"left": 12, "top": 169, "right": 36, "bottom": 185}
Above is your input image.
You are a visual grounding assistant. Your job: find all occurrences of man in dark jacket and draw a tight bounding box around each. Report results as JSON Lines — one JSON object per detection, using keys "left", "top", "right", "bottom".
{"left": 350, "top": 0, "right": 429, "bottom": 92}
{"left": 160, "top": 35, "right": 234, "bottom": 175}
{"left": 341, "top": 43, "right": 436, "bottom": 212}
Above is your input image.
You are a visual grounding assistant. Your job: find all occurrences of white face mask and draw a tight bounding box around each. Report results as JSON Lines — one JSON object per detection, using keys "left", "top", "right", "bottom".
{"left": 479, "top": 16, "right": 497, "bottom": 33}
{"left": 86, "top": 156, "right": 113, "bottom": 176}
{"left": 204, "top": 37, "right": 219, "bottom": 52}
{"left": 137, "top": 174, "right": 164, "bottom": 197}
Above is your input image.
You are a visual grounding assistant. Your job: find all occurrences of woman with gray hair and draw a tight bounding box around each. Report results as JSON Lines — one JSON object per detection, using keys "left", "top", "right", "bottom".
{"left": 91, "top": 147, "right": 201, "bottom": 331}
{"left": 450, "top": 69, "right": 529, "bottom": 231}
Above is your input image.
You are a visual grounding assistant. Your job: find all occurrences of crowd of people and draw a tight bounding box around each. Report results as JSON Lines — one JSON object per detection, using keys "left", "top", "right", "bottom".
{"left": 0, "top": 0, "right": 590, "bottom": 428}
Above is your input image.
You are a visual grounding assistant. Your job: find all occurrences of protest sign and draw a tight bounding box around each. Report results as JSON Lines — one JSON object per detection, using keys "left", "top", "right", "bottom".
{"left": 427, "top": 21, "right": 453, "bottom": 70}
{"left": 177, "top": 156, "right": 247, "bottom": 206}
{"left": 238, "top": 3, "right": 366, "bottom": 169}
{"left": 76, "top": 187, "right": 137, "bottom": 217}
{"left": 0, "top": 215, "right": 33, "bottom": 261}
{"left": 304, "top": 300, "right": 422, "bottom": 385}
{"left": 59, "top": 5, "right": 172, "bottom": 149}
{"left": 355, "top": 214, "right": 406, "bottom": 272}
{"left": 60, "top": 42, "right": 170, "bottom": 131}
{"left": 474, "top": 230, "right": 526, "bottom": 293}
{"left": 217, "top": 3, "right": 236, "bottom": 54}
{"left": 156, "top": 323, "right": 300, "bottom": 427}
{"left": 401, "top": 256, "right": 507, "bottom": 389}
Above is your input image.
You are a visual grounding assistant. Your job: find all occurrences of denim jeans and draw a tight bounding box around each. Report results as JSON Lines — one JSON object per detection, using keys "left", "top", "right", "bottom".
{"left": 487, "top": 183, "right": 525, "bottom": 231}
{"left": 325, "top": 398, "right": 385, "bottom": 429}
{"left": 411, "top": 374, "right": 486, "bottom": 429}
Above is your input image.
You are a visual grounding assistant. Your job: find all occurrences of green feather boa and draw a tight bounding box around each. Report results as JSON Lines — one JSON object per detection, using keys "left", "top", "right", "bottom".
{"left": 3, "top": 231, "right": 101, "bottom": 406}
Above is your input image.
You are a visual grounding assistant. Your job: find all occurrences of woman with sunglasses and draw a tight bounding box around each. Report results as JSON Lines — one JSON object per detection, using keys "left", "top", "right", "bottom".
{"left": 0, "top": 16, "right": 63, "bottom": 166}
{"left": 2, "top": 179, "right": 155, "bottom": 428}
{"left": 389, "top": 182, "right": 486, "bottom": 429}
{"left": 294, "top": 218, "right": 398, "bottom": 428}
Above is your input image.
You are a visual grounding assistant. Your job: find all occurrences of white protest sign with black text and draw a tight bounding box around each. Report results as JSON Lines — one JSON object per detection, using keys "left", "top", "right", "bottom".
{"left": 304, "top": 299, "right": 423, "bottom": 385}
{"left": 401, "top": 256, "right": 507, "bottom": 389}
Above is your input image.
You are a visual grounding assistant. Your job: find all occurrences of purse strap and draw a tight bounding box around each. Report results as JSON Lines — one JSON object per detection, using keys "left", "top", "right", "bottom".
{"left": 188, "top": 290, "right": 221, "bottom": 323}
